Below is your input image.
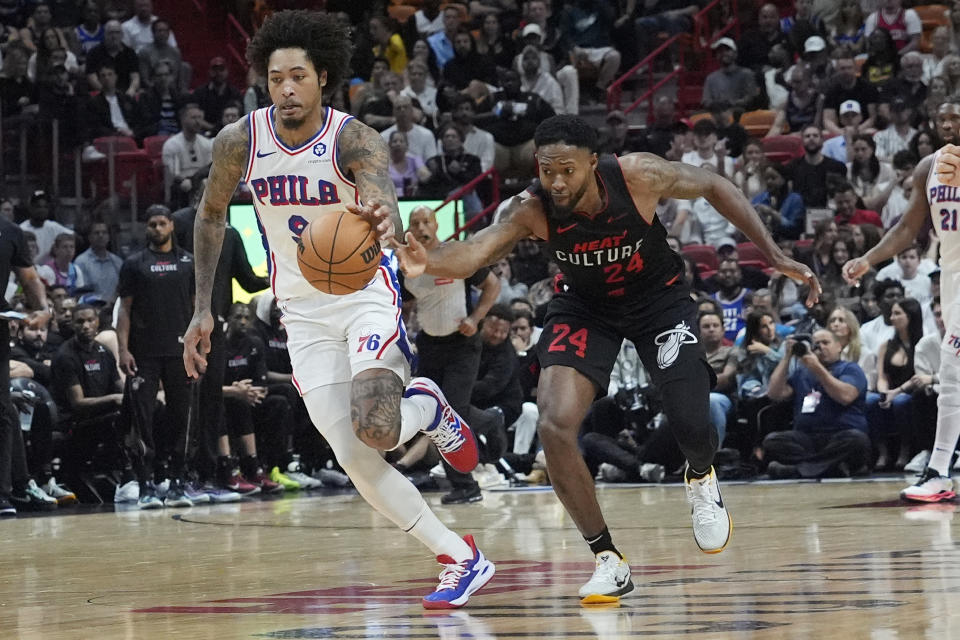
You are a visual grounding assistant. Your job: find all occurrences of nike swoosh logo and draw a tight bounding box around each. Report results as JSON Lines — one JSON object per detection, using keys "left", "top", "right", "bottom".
{"left": 714, "top": 496, "right": 724, "bottom": 509}
{"left": 557, "top": 223, "right": 577, "bottom": 233}
{"left": 256, "top": 150, "right": 277, "bottom": 158}
{"left": 615, "top": 575, "right": 629, "bottom": 587}
{"left": 607, "top": 213, "right": 628, "bottom": 223}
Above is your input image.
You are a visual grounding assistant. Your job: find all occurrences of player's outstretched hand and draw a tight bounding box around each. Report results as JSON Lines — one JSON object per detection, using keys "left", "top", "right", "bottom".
{"left": 842, "top": 257, "right": 871, "bottom": 286}
{"left": 774, "top": 257, "right": 822, "bottom": 307}
{"left": 395, "top": 231, "right": 427, "bottom": 278}
{"left": 183, "top": 310, "right": 214, "bottom": 379}
{"left": 346, "top": 200, "right": 396, "bottom": 246}
{"left": 935, "top": 143, "right": 960, "bottom": 187}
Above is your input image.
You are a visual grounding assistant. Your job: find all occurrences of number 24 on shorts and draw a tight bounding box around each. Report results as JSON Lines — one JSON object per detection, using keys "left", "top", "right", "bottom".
{"left": 548, "top": 323, "right": 588, "bottom": 358}
{"left": 357, "top": 334, "right": 381, "bottom": 352}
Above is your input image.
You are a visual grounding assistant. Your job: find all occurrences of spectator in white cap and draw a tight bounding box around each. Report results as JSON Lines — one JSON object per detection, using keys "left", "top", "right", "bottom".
{"left": 864, "top": 0, "right": 922, "bottom": 55}
{"left": 823, "top": 53, "right": 880, "bottom": 136}
{"left": 512, "top": 18, "right": 579, "bottom": 115}
{"left": 802, "top": 35, "right": 831, "bottom": 91}
{"left": 518, "top": 44, "right": 564, "bottom": 115}
{"left": 702, "top": 38, "right": 758, "bottom": 111}
{"left": 823, "top": 99, "right": 863, "bottom": 162}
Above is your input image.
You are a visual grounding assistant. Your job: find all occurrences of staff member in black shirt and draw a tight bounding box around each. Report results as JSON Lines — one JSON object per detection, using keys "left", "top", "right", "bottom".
{"left": 50, "top": 305, "right": 128, "bottom": 505}
{"left": 117, "top": 204, "right": 195, "bottom": 508}
{"left": 0, "top": 216, "right": 50, "bottom": 515}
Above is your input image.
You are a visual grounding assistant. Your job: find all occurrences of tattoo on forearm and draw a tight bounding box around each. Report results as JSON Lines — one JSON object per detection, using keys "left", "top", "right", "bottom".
{"left": 350, "top": 374, "right": 403, "bottom": 446}
{"left": 193, "top": 119, "right": 248, "bottom": 313}
{"left": 340, "top": 120, "right": 403, "bottom": 232}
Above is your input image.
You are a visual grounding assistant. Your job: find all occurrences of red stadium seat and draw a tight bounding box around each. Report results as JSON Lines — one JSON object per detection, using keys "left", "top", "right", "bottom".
{"left": 761, "top": 135, "right": 804, "bottom": 164}
{"left": 142, "top": 135, "right": 170, "bottom": 158}
{"left": 92, "top": 135, "right": 138, "bottom": 154}
{"left": 736, "top": 242, "right": 770, "bottom": 267}
{"left": 681, "top": 244, "right": 719, "bottom": 271}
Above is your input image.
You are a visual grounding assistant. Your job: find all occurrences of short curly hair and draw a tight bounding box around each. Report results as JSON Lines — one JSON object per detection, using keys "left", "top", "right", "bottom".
{"left": 534, "top": 115, "right": 599, "bottom": 153}
{"left": 246, "top": 10, "right": 352, "bottom": 91}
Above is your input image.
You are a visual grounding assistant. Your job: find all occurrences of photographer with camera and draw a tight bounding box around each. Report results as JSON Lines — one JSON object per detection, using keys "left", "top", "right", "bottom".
{"left": 762, "top": 329, "right": 872, "bottom": 479}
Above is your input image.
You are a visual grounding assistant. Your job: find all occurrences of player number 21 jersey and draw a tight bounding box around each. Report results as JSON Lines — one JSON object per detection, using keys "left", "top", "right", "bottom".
{"left": 243, "top": 105, "right": 360, "bottom": 301}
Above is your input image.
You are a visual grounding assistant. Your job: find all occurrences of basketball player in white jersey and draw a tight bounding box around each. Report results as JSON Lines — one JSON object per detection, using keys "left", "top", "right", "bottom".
{"left": 844, "top": 101, "right": 960, "bottom": 502}
{"left": 181, "top": 10, "right": 494, "bottom": 608}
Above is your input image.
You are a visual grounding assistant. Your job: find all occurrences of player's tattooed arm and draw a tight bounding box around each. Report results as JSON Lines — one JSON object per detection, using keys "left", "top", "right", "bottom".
{"left": 350, "top": 371, "right": 404, "bottom": 448}
{"left": 623, "top": 152, "right": 823, "bottom": 305}
{"left": 339, "top": 118, "right": 403, "bottom": 243}
{"left": 193, "top": 118, "right": 248, "bottom": 314}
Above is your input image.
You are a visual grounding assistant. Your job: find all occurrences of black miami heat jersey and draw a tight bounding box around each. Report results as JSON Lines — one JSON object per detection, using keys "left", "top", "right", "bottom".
{"left": 531, "top": 154, "right": 684, "bottom": 306}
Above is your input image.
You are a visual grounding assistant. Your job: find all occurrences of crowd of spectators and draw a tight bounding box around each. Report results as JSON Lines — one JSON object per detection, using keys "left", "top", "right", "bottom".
{"left": 1, "top": 0, "right": 959, "bottom": 512}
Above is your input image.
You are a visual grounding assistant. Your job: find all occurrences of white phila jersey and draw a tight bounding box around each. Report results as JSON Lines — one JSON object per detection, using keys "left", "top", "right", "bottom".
{"left": 926, "top": 149, "right": 960, "bottom": 310}
{"left": 244, "top": 105, "right": 361, "bottom": 301}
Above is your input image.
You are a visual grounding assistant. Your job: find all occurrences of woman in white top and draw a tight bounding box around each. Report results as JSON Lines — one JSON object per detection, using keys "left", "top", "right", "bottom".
{"left": 26, "top": 28, "right": 79, "bottom": 82}
{"left": 733, "top": 139, "right": 766, "bottom": 201}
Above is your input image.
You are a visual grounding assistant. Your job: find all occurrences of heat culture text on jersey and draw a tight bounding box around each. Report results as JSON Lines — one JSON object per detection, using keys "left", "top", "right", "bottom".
{"left": 554, "top": 232, "right": 645, "bottom": 268}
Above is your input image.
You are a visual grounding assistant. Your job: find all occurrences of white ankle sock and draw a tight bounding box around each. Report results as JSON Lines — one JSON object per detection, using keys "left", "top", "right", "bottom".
{"left": 394, "top": 394, "right": 437, "bottom": 447}
{"left": 406, "top": 506, "right": 473, "bottom": 562}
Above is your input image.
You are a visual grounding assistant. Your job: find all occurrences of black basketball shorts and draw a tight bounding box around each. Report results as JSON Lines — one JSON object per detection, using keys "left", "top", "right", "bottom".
{"left": 537, "top": 286, "right": 716, "bottom": 395}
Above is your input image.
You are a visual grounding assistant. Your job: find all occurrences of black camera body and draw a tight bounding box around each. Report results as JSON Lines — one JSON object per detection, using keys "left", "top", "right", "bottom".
{"left": 792, "top": 334, "right": 813, "bottom": 357}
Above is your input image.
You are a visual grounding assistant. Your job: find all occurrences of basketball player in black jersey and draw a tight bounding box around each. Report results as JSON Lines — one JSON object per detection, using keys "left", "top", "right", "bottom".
{"left": 396, "top": 115, "right": 821, "bottom": 603}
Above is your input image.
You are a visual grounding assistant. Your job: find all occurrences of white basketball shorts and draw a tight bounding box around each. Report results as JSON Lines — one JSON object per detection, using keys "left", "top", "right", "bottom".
{"left": 278, "top": 260, "right": 413, "bottom": 394}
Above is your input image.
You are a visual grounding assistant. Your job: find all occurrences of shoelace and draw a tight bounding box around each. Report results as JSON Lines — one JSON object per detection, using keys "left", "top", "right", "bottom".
{"left": 688, "top": 477, "right": 720, "bottom": 526}
{"left": 435, "top": 560, "right": 469, "bottom": 591}
{"left": 428, "top": 408, "right": 466, "bottom": 453}
{"left": 591, "top": 554, "right": 622, "bottom": 583}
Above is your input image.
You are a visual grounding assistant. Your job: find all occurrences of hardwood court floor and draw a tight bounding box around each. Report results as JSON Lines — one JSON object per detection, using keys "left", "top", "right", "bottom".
{"left": 3, "top": 479, "right": 960, "bottom": 639}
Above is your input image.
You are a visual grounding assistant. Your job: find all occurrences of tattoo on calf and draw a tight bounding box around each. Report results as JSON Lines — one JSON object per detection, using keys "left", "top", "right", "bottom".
{"left": 350, "top": 373, "right": 404, "bottom": 446}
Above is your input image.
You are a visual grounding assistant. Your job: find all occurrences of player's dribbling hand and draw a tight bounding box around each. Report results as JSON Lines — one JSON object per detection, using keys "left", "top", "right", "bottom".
{"left": 346, "top": 200, "right": 397, "bottom": 246}
{"left": 395, "top": 231, "right": 427, "bottom": 278}
{"left": 936, "top": 143, "right": 960, "bottom": 187}
{"left": 773, "top": 257, "right": 822, "bottom": 307}
{"left": 841, "top": 257, "right": 870, "bottom": 286}
{"left": 183, "top": 310, "right": 214, "bottom": 379}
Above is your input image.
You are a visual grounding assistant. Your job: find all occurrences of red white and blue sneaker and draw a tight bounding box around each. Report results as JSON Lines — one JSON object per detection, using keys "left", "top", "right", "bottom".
{"left": 422, "top": 535, "right": 495, "bottom": 610}
{"left": 405, "top": 377, "right": 479, "bottom": 473}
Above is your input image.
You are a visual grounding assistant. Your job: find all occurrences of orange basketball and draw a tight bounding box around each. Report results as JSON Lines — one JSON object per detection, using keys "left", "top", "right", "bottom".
{"left": 297, "top": 211, "right": 382, "bottom": 294}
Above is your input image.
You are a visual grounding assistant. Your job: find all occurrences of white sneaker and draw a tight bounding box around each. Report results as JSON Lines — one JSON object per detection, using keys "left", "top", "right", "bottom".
{"left": 639, "top": 463, "right": 665, "bottom": 483}
{"left": 114, "top": 480, "right": 140, "bottom": 504}
{"left": 901, "top": 467, "right": 956, "bottom": 502}
{"left": 25, "top": 479, "right": 58, "bottom": 507}
{"left": 596, "top": 463, "right": 626, "bottom": 482}
{"left": 429, "top": 462, "right": 447, "bottom": 479}
{"left": 42, "top": 477, "right": 77, "bottom": 505}
{"left": 285, "top": 466, "right": 323, "bottom": 489}
{"left": 472, "top": 463, "right": 507, "bottom": 489}
{"left": 155, "top": 478, "right": 170, "bottom": 499}
{"left": 904, "top": 450, "right": 931, "bottom": 474}
{"left": 685, "top": 465, "right": 732, "bottom": 554}
{"left": 81, "top": 144, "right": 106, "bottom": 162}
{"left": 578, "top": 550, "right": 634, "bottom": 604}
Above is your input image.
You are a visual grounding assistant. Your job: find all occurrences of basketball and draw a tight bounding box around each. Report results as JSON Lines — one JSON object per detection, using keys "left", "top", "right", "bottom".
{"left": 297, "top": 211, "right": 382, "bottom": 294}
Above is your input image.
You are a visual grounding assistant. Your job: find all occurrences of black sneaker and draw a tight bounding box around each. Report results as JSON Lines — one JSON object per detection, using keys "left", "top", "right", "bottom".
{"left": 441, "top": 485, "right": 483, "bottom": 505}
{"left": 164, "top": 479, "right": 193, "bottom": 508}
{"left": 0, "top": 496, "right": 16, "bottom": 516}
